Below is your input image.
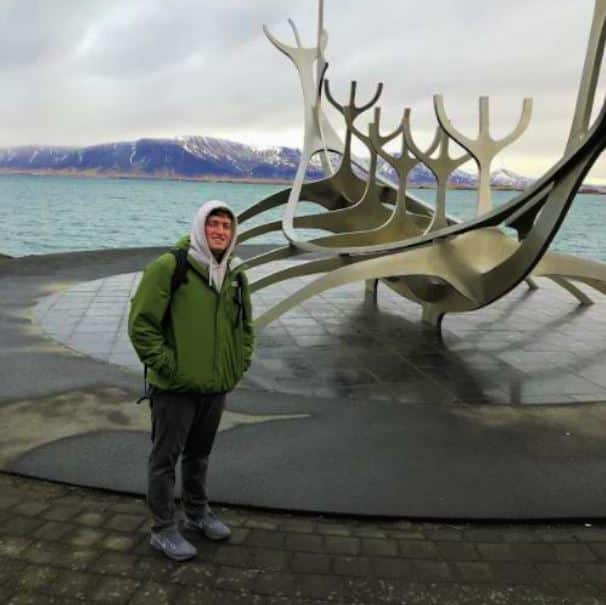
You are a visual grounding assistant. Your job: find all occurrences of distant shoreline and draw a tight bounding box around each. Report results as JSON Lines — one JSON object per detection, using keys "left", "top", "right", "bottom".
{"left": 0, "top": 168, "right": 604, "bottom": 195}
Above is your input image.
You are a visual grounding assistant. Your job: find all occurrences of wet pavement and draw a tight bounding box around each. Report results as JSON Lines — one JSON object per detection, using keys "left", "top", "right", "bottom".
{"left": 2, "top": 246, "right": 606, "bottom": 603}
{"left": 34, "top": 260, "right": 606, "bottom": 406}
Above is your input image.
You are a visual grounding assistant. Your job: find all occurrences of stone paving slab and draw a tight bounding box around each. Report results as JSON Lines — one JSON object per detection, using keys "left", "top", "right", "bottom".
{"left": 33, "top": 264, "right": 606, "bottom": 406}
{"left": 1, "top": 473, "right": 606, "bottom": 604}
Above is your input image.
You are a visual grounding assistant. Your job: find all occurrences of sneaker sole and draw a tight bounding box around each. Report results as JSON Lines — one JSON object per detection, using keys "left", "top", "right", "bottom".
{"left": 203, "top": 530, "right": 231, "bottom": 541}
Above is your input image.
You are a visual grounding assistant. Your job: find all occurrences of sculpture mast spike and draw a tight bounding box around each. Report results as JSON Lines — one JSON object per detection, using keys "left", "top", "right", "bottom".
{"left": 317, "top": 0, "right": 324, "bottom": 49}
{"left": 315, "top": 0, "right": 334, "bottom": 176}
{"left": 315, "top": 0, "right": 326, "bottom": 102}
{"left": 566, "top": 0, "right": 606, "bottom": 152}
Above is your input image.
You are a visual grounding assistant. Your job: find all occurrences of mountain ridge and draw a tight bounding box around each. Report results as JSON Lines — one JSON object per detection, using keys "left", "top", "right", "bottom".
{"left": 0, "top": 136, "right": 603, "bottom": 193}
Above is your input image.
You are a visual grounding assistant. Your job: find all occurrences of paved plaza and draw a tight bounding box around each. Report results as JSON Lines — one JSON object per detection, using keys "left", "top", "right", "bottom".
{"left": 34, "top": 260, "right": 606, "bottom": 406}
{"left": 2, "top": 246, "right": 606, "bottom": 602}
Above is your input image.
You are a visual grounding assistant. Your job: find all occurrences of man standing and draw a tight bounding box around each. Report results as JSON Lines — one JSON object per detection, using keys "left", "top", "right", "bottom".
{"left": 128, "top": 200, "right": 254, "bottom": 561}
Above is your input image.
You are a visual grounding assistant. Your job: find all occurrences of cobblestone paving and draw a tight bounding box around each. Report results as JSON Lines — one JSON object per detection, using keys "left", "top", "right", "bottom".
{"left": 1, "top": 473, "right": 606, "bottom": 604}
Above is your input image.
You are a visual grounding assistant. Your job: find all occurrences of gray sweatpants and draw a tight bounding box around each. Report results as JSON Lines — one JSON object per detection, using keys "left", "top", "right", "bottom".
{"left": 148, "top": 388, "right": 226, "bottom": 532}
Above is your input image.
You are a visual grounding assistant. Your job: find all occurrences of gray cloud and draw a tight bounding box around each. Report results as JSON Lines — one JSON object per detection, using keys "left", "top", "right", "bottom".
{"left": 0, "top": 0, "right": 603, "bottom": 178}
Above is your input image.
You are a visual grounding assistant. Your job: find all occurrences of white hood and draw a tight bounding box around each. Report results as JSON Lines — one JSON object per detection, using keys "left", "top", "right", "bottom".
{"left": 188, "top": 200, "right": 237, "bottom": 293}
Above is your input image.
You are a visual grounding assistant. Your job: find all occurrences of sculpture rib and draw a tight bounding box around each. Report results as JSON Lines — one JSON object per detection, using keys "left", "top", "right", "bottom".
{"left": 544, "top": 277, "right": 594, "bottom": 304}
{"left": 251, "top": 101, "right": 606, "bottom": 325}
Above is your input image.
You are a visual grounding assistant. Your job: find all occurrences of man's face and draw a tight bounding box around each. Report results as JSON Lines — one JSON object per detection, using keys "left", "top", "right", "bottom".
{"left": 205, "top": 212, "right": 233, "bottom": 255}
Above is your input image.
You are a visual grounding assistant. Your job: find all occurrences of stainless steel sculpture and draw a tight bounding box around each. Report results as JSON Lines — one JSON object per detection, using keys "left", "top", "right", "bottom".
{"left": 240, "top": 0, "right": 606, "bottom": 330}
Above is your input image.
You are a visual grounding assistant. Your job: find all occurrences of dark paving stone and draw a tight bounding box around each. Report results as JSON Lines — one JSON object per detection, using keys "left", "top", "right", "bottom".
{"left": 477, "top": 543, "right": 517, "bottom": 561}
{"left": 277, "top": 519, "right": 315, "bottom": 534}
{"left": 426, "top": 528, "right": 464, "bottom": 542}
{"left": 398, "top": 540, "right": 439, "bottom": 559}
{"left": 490, "top": 561, "right": 541, "bottom": 584}
{"left": 536, "top": 563, "right": 585, "bottom": 585}
{"left": 227, "top": 528, "right": 249, "bottom": 545}
{"left": 214, "top": 567, "right": 259, "bottom": 593}
{"left": 315, "top": 522, "right": 351, "bottom": 537}
{"left": 501, "top": 529, "right": 544, "bottom": 543}
{"left": 47, "top": 569, "right": 97, "bottom": 601}
{"left": 0, "top": 495, "right": 20, "bottom": 510}
{"left": 360, "top": 538, "right": 399, "bottom": 557}
{"left": 554, "top": 543, "right": 598, "bottom": 562}
{"left": 0, "top": 556, "right": 27, "bottom": 586}
{"left": 169, "top": 562, "right": 215, "bottom": 586}
{"left": 246, "top": 530, "right": 285, "bottom": 549}
{"left": 16, "top": 564, "right": 61, "bottom": 592}
{"left": 579, "top": 563, "right": 606, "bottom": 585}
{"left": 588, "top": 542, "right": 606, "bottom": 560}
{"left": 574, "top": 527, "right": 606, "bottom": 542}
{"left": 43, "top": 505, "right": 85, "bottom": 523}
{"left": 509, "top": 543, "right": 559, "bottom": 562}
{"left": 100, "top": 532, "right": 139, "bottom": 552}
{"left": 13, "top": 503, "right": 49, "bottom": 517}
{"left": 0, "top": 516, "right": 45, "bottom": 537}
{"left": 0, "top": 536, "right": 32, "bottom": 557}
{"left": 436, "top": 542, "right": 480, "bottom": 561}
{"left": 0, "top": 585, "right": 14, "bottom": 603}
{"left": 536, "top": 528, "right": 579, "bottom": 543}
{"left": 284, "top": 534, "right": 324, "bottom": 553}
{"left": 104, "top": 513, "right": 145, "bottom": 533}
{"left": 324, "top": 536, "right": 360, "bottom": 556}
{"left": 373, "top": 557, "right": 414, "bottom": 579}
{"left": 253, "top": 572, "right": 298, "bottom": 597}
{"left": 8, "top": 592, "right": 82, "bottom": 605}
{"left": 89, "top": 576, "right": 141, "bottom": 603}
{"left": 294, "top": 573, "right": 343, "bottom": 601}
{"left": 332, "top": 555, "right": 371, "bottom": 577}
{"left": 129, "top": 581, "right": 182, "bottom": 605}
{"left": 32, "top": 522, "right": 72, "bottom": 542}
{"left": 454, "top": 561, "right": 495, "bottom": 583}
{"left": 251, "top": 548, "right": 293, "bottom": 573}
{"left": 91, "top": 551, "right": 143, "bottom": 577}
{"left": 21, "top": 541, "right": 76, "bottom": 567}
{"left": 135, "top": 556, "right": 181, "bottom": 583}
{"left": 465, "top": 528, "right": 505, "bottom": 543}
{"left": 243, "top": 517, "right": 279, "bottom": 531}
{"left": 64, "top": 527, "right": 107, "bottom": 549}
{"left": 343, "top": 576, "right": 404, "bottom": 603}
{"left": 411, "top": 560, "right": 453, "bottom": 582}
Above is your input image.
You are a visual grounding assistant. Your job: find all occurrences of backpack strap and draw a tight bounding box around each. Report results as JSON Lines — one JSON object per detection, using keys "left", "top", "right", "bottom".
{"left": 136, "top": 364, "right": 150, "bottom": 405}
{"left": 233, "top": 271, "right": 248, "bottom": 326}
{"left": 137, "top": 248, "right": 190, "bottom": 405}
{"left": 169, "top": 248, "right": 190, "bottom": 298}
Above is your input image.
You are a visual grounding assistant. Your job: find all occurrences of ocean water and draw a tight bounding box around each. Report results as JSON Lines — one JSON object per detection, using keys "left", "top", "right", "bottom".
{"left": 1, "top": 174, "right": 605, "bottom": 261}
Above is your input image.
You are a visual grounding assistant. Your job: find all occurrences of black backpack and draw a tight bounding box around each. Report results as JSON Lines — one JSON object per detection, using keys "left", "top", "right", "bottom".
{"left": 136, "top": 248, "right": 245, "bottom": 404}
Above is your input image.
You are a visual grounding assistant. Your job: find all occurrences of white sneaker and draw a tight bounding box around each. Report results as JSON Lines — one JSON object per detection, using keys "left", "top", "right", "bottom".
{"left": 150, "top": 526, "right": 197, "bottom": 561}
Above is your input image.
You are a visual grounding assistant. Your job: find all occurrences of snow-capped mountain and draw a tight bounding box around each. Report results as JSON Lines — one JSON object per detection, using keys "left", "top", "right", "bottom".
{"left": 0, "top": 137, "right": 325, "bottom": 181}
{"left": 490, "top": 168, "right": 534, "bottom": 190}
{"left": 0, "top": 136, "right": 601, "bottom": 192}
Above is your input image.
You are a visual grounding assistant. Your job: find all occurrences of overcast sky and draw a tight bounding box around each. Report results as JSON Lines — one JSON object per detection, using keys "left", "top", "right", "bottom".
{"left": 1, "top": 0, "right": 605, "bottom": 180}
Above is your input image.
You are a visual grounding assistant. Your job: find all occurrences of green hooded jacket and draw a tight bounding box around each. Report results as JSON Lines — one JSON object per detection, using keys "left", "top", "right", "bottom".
{"left": 128, "top": 235, "right": 254, "bottom": 393}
